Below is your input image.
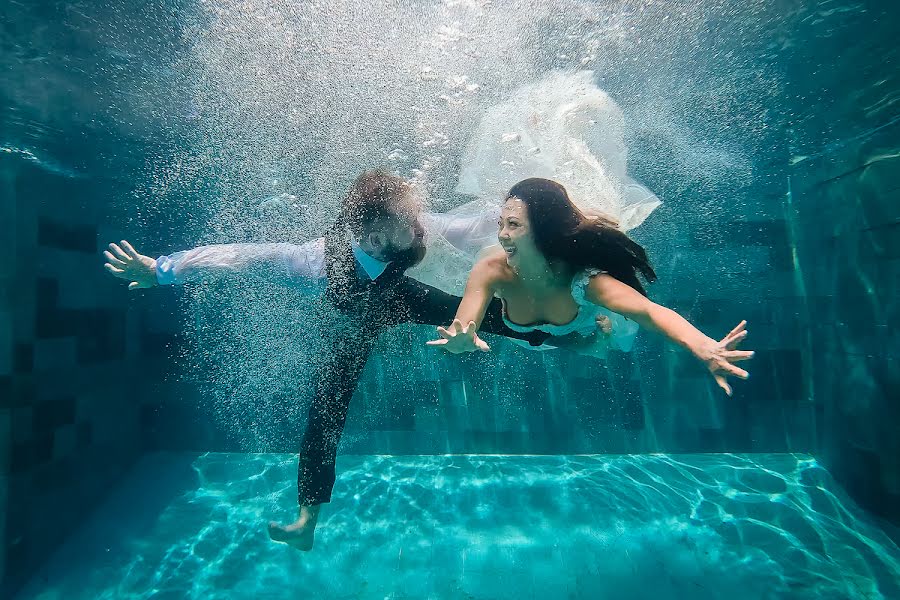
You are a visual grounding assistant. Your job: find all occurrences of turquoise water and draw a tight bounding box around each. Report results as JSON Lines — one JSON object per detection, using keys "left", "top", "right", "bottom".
{"left": 4, "top": 0, "right": 900, "bottom": 596}
{"left": 18, "top": 453, "right": 900, "bottom": 599}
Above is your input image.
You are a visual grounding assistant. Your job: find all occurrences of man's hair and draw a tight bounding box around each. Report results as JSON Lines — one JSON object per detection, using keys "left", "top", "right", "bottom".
{"left": 337, "top": 170, "right": 419, "bottom": 234}
{"left": 324, "top": 170, "right": 426, "bottom": 311}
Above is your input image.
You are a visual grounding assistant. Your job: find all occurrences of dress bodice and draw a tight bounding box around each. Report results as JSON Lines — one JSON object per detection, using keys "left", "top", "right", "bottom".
{"left": 501, "top": 269, "right": 639, "bottom": 352}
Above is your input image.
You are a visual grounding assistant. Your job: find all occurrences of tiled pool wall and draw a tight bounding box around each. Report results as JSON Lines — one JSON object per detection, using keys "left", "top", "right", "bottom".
{"left": 789, "top": 124, "right": 900, "bottom": 528}
{"left": 0, "top": 159, "right": 183, "bottom": 596}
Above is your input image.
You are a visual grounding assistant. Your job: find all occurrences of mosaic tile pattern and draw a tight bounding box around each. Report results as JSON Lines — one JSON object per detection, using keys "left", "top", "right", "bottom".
{"left": 0, "top": 158, "right": 172, "bottom": 596}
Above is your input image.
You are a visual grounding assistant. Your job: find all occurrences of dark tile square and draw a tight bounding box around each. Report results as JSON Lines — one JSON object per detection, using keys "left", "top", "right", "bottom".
{"left": 76, "top": 422, "right": 92, "bottom": 448}
{"left": 76, "top": 309, "right": 126, "bottom": 364}
{"left": 687, "top": 224, "right": 729, "bottom": 249}
{"left": 770, "top": 349, "right": 804, "bottom": 400}
{"left": 139, "top": 404, "right": 159, "bottom": 428}
{"left": 0, "top": 375, "right": 12, "bottom": 408}
{"left": 35, "top": 278, "right": 59, "bottom": 311}
{"left": 10, "top": 405, "right": 33, "bottom": 443}
{"left": 32, "top": 457, "right": 75, "bottom": 494}
{"left": 10, "top": 433, "right": 53, "bottom": 473}
{"left": 769, "top": 242, "right": 794, "bottom": 271}
{"left": 619, "top": 380, "right": 645, "bottom": 430}
{"left": 5, "top": 378, "right": 36, "bottom": 409}
{"left": 37, "top": 217, "right": 97, "bottom": 253}
{"left": 697, "top": 427, "right": 726, "bottom": 452}
{"left": 382, "top": 402, "right": 415, "bottom": 431}
{"left": 35, "top": 311, "right": 75, "bottom": 339}
{"left": 13, "top": 343, "right": 34, "bottom": 373}
{"left": 139, "top": 331, "right": 184, "bottom": 357}
{"left": 33, "top": 396, "right": 76, "bottom": 432}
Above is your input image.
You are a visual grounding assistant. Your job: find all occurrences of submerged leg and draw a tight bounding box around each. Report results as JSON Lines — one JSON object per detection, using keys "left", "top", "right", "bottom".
{"left": 269, "top": 320, "right": 380, "bottom": 550}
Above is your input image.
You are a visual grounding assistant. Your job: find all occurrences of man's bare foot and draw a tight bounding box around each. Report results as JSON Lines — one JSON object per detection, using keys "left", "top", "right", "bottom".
{"left": 268, "top": 505, "right": 320, "bottom": 551}
{"left": 268, "top": 518, "right": 316, "bottom": 551}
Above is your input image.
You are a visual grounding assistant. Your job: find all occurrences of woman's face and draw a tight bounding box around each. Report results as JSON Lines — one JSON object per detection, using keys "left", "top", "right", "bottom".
{"left": 498, "top": 197, "right": 539, "bottom": 267}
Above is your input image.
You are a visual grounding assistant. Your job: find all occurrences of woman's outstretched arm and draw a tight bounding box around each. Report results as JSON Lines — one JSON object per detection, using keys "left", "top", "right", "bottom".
{"left": 426, "top": 255, "right": 505, "bottom": 353}
{"left": 586, "top": 273, "right": 754, "bottom": 395}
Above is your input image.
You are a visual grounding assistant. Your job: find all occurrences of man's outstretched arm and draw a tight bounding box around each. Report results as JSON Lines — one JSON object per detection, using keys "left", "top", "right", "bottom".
{"left": 103, "top": 239, "right": 327, "bottom": 291}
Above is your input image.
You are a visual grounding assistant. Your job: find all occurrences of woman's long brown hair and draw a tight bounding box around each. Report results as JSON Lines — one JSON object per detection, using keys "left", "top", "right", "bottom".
{"left": 506, "top": 178, "right": 657, "bottom": 295}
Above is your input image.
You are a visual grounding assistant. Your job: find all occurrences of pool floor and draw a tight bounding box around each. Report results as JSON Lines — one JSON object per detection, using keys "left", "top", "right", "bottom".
{"left": 17, "top": 453, "right": 900, "bottom": 599}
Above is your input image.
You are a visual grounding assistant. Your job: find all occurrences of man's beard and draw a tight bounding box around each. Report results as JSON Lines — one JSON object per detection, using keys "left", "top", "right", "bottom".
{"left": 383, "top": 228, "right": 426, "bottom": 269}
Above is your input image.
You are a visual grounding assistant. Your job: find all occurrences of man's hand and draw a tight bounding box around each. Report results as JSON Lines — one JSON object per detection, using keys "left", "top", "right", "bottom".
{"left": 103, "top": 240, "right": 158, "bottom": 290}
{"left": 596, "top": 314, "right": 612, "bottom": 335}
{"left": 426, "top": 319, "right": 490, "bottom": 353}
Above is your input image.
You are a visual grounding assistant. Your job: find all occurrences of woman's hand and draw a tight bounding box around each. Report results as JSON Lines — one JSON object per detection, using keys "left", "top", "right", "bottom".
{"left": 103, "top": 240, "right": 157, "bottom": 290}
{"left": 694, "top": 320, "right": 754, "bottom": 396}
{"left": 426, "top": 319, "right": 490, "bottom": 353}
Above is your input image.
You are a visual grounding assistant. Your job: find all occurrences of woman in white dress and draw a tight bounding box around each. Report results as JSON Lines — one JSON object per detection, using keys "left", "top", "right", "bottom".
{"left": 105, "top": 72, "right": 662, "bottom": 360}
{"left": 428, "top": 177, "right": 753, "bottom": 396}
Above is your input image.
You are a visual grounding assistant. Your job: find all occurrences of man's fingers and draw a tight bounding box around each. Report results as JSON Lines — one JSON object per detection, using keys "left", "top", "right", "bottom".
{"left": 104, "top": 263, "right": 124, "bottom": 275}
{"left": 103, "top": 250, "right": 127, "bottom": 266}
{"left": 120, "top": 240, "right": 140, "bottom": 259}
{"left": 596, "top": 316, "right": 612, "bottom": 334}
{"left": 109, "top": 243, "right": 130, "bottom": 261}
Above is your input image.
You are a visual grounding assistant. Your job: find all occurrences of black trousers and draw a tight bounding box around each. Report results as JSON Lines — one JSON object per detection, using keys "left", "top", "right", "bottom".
{"left": 297, "top": 276, "right": 539, "bottom": 506}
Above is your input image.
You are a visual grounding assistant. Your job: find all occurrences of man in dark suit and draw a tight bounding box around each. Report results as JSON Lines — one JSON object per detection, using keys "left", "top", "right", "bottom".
{"left": 104, "top": 169, "right": 552, "bottom": 551}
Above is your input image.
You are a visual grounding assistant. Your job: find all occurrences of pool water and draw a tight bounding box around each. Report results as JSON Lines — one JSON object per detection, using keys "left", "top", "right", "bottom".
{"left": 18, "top": 453, "right": 900, "bottom": 599}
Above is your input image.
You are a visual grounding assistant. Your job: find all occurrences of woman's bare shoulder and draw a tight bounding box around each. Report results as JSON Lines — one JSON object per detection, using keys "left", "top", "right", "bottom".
{"left": 473, "top": 249, "right": 516, "bottom": 283}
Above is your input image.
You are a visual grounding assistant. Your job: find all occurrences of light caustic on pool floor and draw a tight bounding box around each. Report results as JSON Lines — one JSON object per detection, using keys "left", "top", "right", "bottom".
{"left": 20, "top": 453, "right": 900, "bottom": 600}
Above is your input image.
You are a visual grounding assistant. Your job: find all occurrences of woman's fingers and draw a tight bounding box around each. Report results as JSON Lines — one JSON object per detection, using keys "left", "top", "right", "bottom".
{"left": 714, "top": 374, "right": 733, "bottom": 397}
{"left": 722, "top": 321, "right": 747, "bottom": 345}
{"left": 725, "top": 350, "right": 755, "bottom": 361}
{"left": 723, "top": 363, "right": 750, "bottom": 379}
{"left": 104, "top": 263, "right": 124, "bottom": 275}
{"left": 109, "top": 243, "right": 130, "bottom": 261}
{"left": 103, "top": 250, "right": 127, "bottom": 266}
{"left": 426, "top": 339, "right": 448, "bottom": 346}
{"left": 724, "top": 330, "right": 748, "bottom": 350}
{"left": 436, "top": 326, "right": 452, "bottom": 339}
{"left": 722, "top": 322, "right": 746, "bottom": 343}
